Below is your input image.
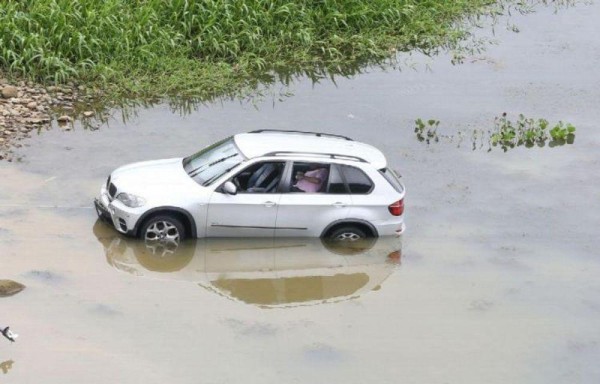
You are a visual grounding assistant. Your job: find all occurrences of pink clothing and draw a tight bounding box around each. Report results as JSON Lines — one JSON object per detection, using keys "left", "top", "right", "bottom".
{"left": 295, "top": 168, "right": 328, "bottom": 192}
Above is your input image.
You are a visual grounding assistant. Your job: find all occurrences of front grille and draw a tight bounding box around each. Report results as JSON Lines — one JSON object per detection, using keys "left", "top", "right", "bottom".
{"left": 108, "top": 183, "right": 117, "bottom": 198}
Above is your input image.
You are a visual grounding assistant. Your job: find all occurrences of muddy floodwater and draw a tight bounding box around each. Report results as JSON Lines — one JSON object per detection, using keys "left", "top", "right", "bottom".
{"left": 2, "top": 4, "right": 600, "bottom": 384}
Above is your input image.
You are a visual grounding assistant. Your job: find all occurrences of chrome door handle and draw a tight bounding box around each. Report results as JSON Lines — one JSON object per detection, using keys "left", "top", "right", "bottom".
{"left": 332, "top": 202, "right": 346, "bottom": 208}
{"left": 264, "top": 201, "right": 277, "bottom": 207}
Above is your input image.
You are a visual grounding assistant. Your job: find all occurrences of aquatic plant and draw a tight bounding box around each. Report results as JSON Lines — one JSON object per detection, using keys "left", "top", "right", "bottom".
{"left": 490, "top": 113, "right": 576, "bottom": 150}
{"left": 414, "top": 113, "right": 576, "bottom": 152}
{"left": 414, "top": 118, "right": 440, "bottom": 144}
{"left": 549, "top": 121, "right": 576, "bottom": 144}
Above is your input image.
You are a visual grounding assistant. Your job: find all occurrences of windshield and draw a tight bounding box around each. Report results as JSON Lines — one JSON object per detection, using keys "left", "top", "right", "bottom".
{"left": 183, "top": 138, "right": 243, "bottom": 186}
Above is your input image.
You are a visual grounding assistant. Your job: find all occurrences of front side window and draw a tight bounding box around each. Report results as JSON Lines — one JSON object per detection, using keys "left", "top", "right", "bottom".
{"left": 183, "top": 138, "right": 243, "bottom": 186}
{"left": 290, "top": 162, "right": 330, "bottom": 193}
{"left": 231, "top": 161, "right": 285, "bottom": 193}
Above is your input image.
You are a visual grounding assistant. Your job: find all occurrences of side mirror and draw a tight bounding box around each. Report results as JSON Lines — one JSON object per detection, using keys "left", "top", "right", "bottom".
{"left": 222, "top": 181, "right": 238, "bottom": 195}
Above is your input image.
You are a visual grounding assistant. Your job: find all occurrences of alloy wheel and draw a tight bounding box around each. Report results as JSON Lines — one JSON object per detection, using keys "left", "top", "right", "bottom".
{"left": 144, "top": 220, "right": 181, "bottom": 251}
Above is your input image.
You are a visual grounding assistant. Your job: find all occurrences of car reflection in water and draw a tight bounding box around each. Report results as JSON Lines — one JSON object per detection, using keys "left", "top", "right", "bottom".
{"left": 94, "top": 220, "right": 402, "bottom": 308}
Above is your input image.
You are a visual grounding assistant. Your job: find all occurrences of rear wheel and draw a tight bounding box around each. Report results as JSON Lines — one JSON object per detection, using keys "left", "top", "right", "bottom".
{"left": 328, "top": 226, "right": 367, "bottom": 242}
{"left": 140, "top": 215, "right": 185, "bottom": 250}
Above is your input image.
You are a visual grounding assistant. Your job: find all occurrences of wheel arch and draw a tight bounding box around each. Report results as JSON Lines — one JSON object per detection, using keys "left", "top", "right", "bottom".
{"left": 321, "top": 219, "right": 378, "bottom": 238}
{"left": 133, "top": 206, "right": 197, "bottom": 239}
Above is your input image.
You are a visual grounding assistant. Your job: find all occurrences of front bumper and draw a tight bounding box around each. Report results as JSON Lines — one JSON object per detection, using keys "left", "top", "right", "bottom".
{"left": 94, "top": 198, "right": 112, "bottom": 223}
{"left": 94, "top": 187, "right": 142, "bottom": 236}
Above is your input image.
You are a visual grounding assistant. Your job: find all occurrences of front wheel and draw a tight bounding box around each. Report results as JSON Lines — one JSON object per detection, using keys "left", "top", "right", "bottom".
{"left": 328, "top": 226, "right": 367, "bottom": 242}
{"left": 140, "top": 215, "right": 185, "bottom": 249}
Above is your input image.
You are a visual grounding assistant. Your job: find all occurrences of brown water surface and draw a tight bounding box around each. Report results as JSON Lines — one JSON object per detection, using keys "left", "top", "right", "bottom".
{"left": 1, "top": 3, "right": 600, "bottom": 383}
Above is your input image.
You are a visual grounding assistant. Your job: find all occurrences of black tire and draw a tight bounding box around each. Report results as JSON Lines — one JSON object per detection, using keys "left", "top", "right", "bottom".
{"left": 327, "top": 226, "right": 367, "bottom": 242}
{"left": 140, "top": 214, "right": 186, "bottom": 244}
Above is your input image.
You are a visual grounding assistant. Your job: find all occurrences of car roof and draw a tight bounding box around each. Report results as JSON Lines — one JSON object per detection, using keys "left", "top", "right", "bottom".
{"left": 234, "top": 130, "right": 387, "bottom": 169}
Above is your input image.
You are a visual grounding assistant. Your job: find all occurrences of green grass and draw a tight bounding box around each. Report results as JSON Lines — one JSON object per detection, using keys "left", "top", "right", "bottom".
{"left": 0, "top": 0, "right": 539, "bottom": 102}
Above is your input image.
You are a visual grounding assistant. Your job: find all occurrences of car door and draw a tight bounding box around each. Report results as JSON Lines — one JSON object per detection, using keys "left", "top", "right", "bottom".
{"left": 275, "top": 162, "right": 351, "bottom": 237}
{"left": 206, "top": 161, "right": 284, "bottom": 237}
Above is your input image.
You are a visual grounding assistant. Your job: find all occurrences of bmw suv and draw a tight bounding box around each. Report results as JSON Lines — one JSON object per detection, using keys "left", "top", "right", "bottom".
{"left": 94, "top": 130, "right": 405, "bottom": 245}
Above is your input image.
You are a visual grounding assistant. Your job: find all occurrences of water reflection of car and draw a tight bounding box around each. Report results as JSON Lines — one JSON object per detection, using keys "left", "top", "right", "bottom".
{"left": 94, "top": 130, "right": 405, "bottom": 243}
{"left": 94, "top": 220, "right": 402, "bottom": 308}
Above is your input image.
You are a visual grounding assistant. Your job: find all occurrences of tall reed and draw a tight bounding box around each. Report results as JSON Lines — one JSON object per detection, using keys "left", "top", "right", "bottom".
{"left": 0, "top": 0, "right": 499, "bottom": 99}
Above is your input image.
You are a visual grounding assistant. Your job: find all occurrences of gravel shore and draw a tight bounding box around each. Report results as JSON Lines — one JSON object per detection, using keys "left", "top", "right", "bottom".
{"left": 0, "top": 78, "right": 96, "bottom": 161}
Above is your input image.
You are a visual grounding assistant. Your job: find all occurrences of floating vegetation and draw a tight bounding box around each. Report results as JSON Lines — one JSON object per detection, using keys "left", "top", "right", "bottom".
{"left": 414, "top": 119, "right": 440, "bottom": 144}
{"left": 491, "top": 113, "right": 576, "bottom": 150}
{"left": 414, "top": 114, "right": 577, "bottom": 152}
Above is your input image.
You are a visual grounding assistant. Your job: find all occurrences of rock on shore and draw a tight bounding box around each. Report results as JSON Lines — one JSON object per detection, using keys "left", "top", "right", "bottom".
{"left": 0, "top": 77, "right": 96, "bottom": 161}
{"left": 0, "top": 280, "right": 26, "bottom": 297}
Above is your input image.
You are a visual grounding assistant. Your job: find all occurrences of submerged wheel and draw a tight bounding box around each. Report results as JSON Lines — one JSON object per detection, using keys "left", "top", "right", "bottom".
{"left": 140, "top": 215, "right": 185, "bottom": 250}
{"left": 328, "top": 226, "right": 367, "bottom": 242}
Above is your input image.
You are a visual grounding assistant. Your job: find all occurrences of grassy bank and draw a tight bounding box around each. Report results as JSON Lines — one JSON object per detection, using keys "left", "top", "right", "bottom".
{"left": 0, "top": 0, "right": 511, "bottom": 101}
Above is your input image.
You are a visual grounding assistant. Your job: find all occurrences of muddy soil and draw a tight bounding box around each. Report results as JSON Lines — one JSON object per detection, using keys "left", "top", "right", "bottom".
{"left": 1, "top": 3, "right": 599, "bottom": 384}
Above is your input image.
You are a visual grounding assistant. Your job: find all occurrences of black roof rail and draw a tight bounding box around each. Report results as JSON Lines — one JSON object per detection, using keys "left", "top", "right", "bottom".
{"left": 248, "top": 129, "right": 353, "bottom": 141}
{"left": 264, "top": 151, "right": 367, "bottom": 163}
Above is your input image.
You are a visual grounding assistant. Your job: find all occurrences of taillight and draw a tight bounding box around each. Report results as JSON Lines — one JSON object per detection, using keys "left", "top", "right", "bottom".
{"left": 388, "top": 199, "right": 404, "bottom": 216}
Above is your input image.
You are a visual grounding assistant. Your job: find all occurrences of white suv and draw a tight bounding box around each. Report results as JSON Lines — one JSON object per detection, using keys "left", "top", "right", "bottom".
{"left": 94, "top": 130, "right": 405, "bottom": 245}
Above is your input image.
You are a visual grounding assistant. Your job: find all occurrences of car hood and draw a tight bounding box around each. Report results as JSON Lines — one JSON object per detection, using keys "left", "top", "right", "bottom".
{"left": 110, "top": 158, "right": 194, "bottom": 193}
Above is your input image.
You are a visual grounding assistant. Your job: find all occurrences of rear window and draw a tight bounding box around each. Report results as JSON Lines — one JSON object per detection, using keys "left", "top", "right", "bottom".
{"left": 379, "top": 168, "right": 404, "bottom": 193}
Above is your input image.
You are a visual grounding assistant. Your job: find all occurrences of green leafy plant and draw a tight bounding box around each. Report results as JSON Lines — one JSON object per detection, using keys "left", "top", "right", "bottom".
{"left": 415, "top": 113, "right": 577, "bottom": 152}
{"left": 414, "top": 118, "right": 440, "bottom": 144}
{"left": 549, "top": 121, "right": 576, "bottom": 144}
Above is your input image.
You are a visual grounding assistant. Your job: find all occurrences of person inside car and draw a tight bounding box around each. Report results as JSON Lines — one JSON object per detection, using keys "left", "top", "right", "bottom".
{"left": 293, "top": 164, "right": 328, "bottom": 192}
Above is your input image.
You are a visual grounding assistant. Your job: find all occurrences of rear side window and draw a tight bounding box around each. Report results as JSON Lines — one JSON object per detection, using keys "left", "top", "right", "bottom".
{"left": 327, "top": 165, "right": 347, "bottom": 193}
{"left": 340, "top": 165, "right": 373, "bottom": 194}
{"left": 379, "top": 168, "right": 404, "bottom": 193}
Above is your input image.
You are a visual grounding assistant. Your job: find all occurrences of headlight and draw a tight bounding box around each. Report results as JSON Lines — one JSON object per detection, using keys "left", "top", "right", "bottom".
{"left": 116, "top": 192, "right": 146, "bottom": 208}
